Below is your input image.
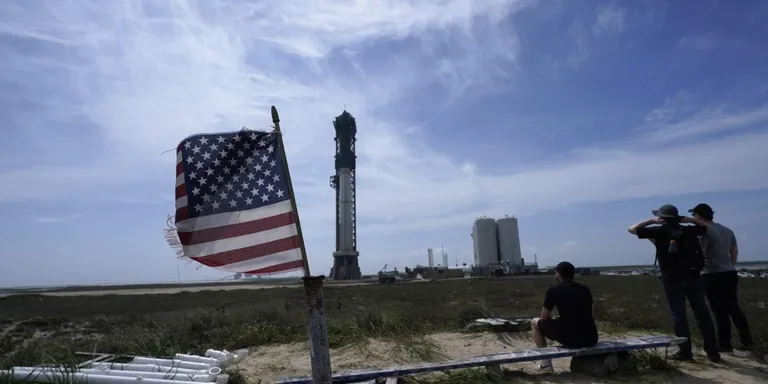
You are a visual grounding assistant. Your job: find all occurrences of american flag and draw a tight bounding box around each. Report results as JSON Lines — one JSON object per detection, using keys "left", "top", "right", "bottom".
{"left": 174, "top": 130, "right": 305, "bottom": 275}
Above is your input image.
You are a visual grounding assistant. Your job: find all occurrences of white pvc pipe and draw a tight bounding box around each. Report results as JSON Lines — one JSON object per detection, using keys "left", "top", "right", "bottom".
{"left": 88, "top": 362, "right": 201, "bottom": 374}
{"left": 232, "top": 349, "right": 248, "bottom": 364}
{"left": 203, "top": 349, "right": 247, "bottom": 365}
{"left": 174, "top": 354, "right": 221, "bottom": 367}
{"left": 215, "top": 373, "right": 229, "bottom": 384}
{"left": 204, "top": 349, "right": 233, "bottom": 364}
{"left": 132, "top": 357, "right": 211, "bottom": 370}
{"left": 81, "top": 367, "right": 220, "bottom": 382}
{"left": 0, "top": 369, "right": 198, "bottom": 384}
{"left": 11, "top": 366, "right": 220, "bottom": 383}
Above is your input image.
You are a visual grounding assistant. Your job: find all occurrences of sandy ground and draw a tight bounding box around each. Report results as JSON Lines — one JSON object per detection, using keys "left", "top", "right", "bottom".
{"left": 239, "top": 332, "right": 768, "bottom": 384}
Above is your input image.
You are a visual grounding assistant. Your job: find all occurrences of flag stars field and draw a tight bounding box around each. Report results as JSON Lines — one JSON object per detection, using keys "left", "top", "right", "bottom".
{"left": 173, "top": 130, "right": 304, "bottom": 275}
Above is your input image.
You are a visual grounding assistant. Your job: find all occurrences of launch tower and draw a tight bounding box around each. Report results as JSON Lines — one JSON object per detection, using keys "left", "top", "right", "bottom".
{"left": 329, "top": 111, "right": 362, "bottom": 280}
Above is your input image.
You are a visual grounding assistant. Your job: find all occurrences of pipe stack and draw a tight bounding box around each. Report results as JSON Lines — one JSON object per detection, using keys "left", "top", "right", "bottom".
{"left": 0, "top": 348, "right": 248, "bottom": 384}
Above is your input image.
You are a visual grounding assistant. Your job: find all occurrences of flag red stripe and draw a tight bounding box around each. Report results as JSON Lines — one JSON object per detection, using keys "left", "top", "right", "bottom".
{"left": 175, "top": 184, "right": 187, "bottom": 198}
{"left": 177, "top": 162, "right": 184, "bottom": 175}
{"left": 177, "top": 212, "right": 294, "bottom": 246}
{"left": 191, "top": 236, "right": 300, "bottom": 267}
{"left": 244, "top": 259, "right": 304, "bottom": 275}
{"left": 175, "top": 207, "right": 190, "bottom": 222}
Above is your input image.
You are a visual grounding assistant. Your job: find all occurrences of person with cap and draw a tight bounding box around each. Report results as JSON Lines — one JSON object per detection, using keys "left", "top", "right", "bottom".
{"left": 689, "top": 203, "right": 753, "bottom": 351}
{"left": 627, "top": 204, "right": 720, "bottom": 362}
{"left": 531, "top": 261, "right": 598, "bottom": 371}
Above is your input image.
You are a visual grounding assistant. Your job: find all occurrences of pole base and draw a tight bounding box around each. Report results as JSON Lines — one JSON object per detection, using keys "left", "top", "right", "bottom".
{"left": 329, "top": 251, "right": 361, "bottom": 280}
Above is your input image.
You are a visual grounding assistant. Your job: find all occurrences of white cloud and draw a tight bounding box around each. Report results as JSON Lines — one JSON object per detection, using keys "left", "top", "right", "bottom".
{"left": 644, "top": 89, "right": 699, "bottom": 124}
{"left": 676, "top": 33, "right": 717, "bottom": 52}
{"left": 29, "top": 213, "right": 85, "bottom": 224}
{"left": 593, "top": 3, "right": 625, "bottom": 36}
{"left": 357, "top": 128, "right": 768, "bottom": 232}
{"left": 642, "top": 104, "right": 768, "bottom": 143}
{"left": 0, "top": 0, "right": 767, "bottom": 240}
{"left": 0, "top": 0, "right": 527, "bottom": 200}
{"left": 563, "top": 2, "right": 626, "bottom": 68}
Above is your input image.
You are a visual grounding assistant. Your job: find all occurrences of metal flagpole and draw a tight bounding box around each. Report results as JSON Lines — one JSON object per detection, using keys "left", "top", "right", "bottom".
{"left": 271, "top": 106, "right": 332, "bottom": 384}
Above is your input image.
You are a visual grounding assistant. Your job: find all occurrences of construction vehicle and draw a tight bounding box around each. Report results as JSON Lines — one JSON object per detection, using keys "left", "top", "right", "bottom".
{"left": 378, "top": 264, "right": 397, "bottom": 284}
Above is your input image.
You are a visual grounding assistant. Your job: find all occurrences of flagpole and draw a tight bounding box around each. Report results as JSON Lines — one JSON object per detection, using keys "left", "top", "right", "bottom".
{"left": 271, "top": 106, "right": 332, "bottom": 384}
{"left": 271, "top": 106, "right": 311, "bottom": 277}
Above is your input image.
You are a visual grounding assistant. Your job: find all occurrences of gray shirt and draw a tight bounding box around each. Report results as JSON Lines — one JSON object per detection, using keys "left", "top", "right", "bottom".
{"left": 700, "top": 222, "right": 738, "bottom": 274}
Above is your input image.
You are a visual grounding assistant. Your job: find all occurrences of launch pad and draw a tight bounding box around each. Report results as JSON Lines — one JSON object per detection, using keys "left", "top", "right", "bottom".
{"left": 329, "top": 111, "right": 362, "bottom": 280}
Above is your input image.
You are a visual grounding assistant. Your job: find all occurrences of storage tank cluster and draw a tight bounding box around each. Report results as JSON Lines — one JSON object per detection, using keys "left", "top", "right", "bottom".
{"left": 471, "top": 215, "right": 522, "bottom": 267}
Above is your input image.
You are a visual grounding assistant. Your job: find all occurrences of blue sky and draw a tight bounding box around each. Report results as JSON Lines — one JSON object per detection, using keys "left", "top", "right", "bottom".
{"left": 1, "top": 0, "right": 767, "bottom": 287}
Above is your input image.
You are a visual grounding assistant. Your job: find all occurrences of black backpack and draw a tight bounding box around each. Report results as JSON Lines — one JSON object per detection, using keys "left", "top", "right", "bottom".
{"left": 667, "top": 227, "right": 705, "bottom": 272}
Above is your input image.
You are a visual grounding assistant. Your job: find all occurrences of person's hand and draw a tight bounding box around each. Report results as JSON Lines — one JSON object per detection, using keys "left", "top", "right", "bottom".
{"left": 680, "top": 216, "right": 693, "bottom": 224}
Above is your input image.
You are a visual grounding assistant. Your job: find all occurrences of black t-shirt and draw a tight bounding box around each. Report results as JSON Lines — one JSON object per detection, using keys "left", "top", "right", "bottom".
{"left": 635, "top": 224, "right": 706, "bottom": 280}
{"left": 543, "top": 280, "right": 598, "bottom": 347}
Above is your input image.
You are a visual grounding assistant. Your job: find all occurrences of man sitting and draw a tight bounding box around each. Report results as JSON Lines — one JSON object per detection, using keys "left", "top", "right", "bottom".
{"left": 531, "top": 261, "right": 598, "bottom": 371}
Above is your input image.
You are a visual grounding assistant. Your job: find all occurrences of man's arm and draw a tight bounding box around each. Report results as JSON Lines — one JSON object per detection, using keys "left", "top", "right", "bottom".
{"left": 628, "top": 219, "right": 662, "bottom": 244}
{"left": 628, "top": 219, "right": 658, "bottom": 235}
{"left": 682, "top": 216, "right": 712, "bottom": 228}
{"left": 730, "top": 233, "right": 739, "bottom": 265}
{"left": 541, "top": 288, "right": 555, "bottom": 320}
{"left": 680, "top": 217, "right": 710, "bottom": 236}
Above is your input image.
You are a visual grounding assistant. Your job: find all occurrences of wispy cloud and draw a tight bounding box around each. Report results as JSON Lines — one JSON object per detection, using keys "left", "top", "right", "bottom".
{"left": 0, "top": 1, "right": 766, "bottom": 247}
{"left": 593, "top": 2, "right": 625, "bottom": 36}
{"left": 0, "top": 0, "right": 529, "bottom": 202}
{"left": 563, "top": 2, "right": 626, "bottom": 68}
{"left": 641, "top": 92, "right": 768, "bottom": 143}
{"left": 644, "top": 90, "right": 700, "bottom": 124}
{"left": 3, "top": 0, "right": 768, "bottom": 235}
{"left": 676, "top": 33, "right": 717, "bottom": 52}
{"left": 29, "top": 213, "right": 85, "bottom": 224}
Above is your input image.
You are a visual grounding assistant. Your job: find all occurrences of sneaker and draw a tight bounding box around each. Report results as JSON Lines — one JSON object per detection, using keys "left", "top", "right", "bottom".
{"left": 670, "top": 351, "right": 693, "bottom": 361}
{"left": 537, "top": 360, "right": 553, "bottom": 372}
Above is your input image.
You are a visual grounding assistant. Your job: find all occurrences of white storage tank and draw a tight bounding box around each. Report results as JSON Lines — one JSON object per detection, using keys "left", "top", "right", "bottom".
{"left": 497, "top": 216, "right": 522, "bottom": 267}
{"left": 472, "top": 217, "right": 499, "bottom": 266}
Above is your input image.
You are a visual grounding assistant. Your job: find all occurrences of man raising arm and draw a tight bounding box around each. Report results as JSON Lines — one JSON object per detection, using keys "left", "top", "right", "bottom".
{"left": 627, "top": 204, "right": 720, "bottom": 362}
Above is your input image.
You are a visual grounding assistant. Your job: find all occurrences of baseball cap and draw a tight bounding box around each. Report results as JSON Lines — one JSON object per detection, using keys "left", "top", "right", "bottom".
{"left": 652, "top": 204, "right": 680, "bottom": 218}
{"left": 689, "top": 203, "right": 714, "bottom": 217}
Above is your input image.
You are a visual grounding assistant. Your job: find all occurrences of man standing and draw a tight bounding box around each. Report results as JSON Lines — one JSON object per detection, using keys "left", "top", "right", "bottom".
{"left": 531, "top": 261, "right": 598, "bottom": 371}
{"left": 689, "top": 203, "right": 753, "bottom": 351}
{"left": 628, "top": 204, "right": 720, "bottom": 362}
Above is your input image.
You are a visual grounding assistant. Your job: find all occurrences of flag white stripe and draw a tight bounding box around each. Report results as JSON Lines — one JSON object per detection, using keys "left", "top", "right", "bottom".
{"left": 176, "top": 196, "right": 187, "bottom": 209}
{"left": 210, "top": 249, "right": 303, "bottom": 273}
{"left": 177, "top": 151, "right": 183, "bottom": 164}
{"left": 182, "top": 223, "right": 297, "bottom": 258}
{"left": 176, "top": 174, "right": 185, "bottom": 187}
{"left": 176, "top": 200, "right": 293, "bottom": 232}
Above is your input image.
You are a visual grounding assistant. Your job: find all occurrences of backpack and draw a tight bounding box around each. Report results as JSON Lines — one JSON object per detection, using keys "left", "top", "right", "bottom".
{"left": 667, "top": 227, "right": 705, "bottom": 272}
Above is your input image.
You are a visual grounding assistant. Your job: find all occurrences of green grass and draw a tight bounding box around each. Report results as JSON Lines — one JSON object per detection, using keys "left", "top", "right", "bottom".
{"left": 1, "top": 276, "right": 767, "bottom": 383}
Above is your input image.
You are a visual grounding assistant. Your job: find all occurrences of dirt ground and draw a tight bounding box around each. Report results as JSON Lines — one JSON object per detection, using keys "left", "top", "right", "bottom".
{"left": 241, "top": 332, "right": 768, "bottom": 384}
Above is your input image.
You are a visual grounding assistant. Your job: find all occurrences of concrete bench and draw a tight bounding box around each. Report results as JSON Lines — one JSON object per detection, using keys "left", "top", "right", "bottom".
{"left": 277, "top": 335, "right": 686, "bottom": 384}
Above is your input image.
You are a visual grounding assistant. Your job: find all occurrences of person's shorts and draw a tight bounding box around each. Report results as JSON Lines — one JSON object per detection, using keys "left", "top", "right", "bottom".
{"left": 538, "top": 318, "right": 563, "bottom": 344}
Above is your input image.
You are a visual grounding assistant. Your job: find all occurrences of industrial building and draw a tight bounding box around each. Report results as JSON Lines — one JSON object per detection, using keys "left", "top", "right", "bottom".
{"left": 470, "top": 215, "right": 537, "bottom": 276}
